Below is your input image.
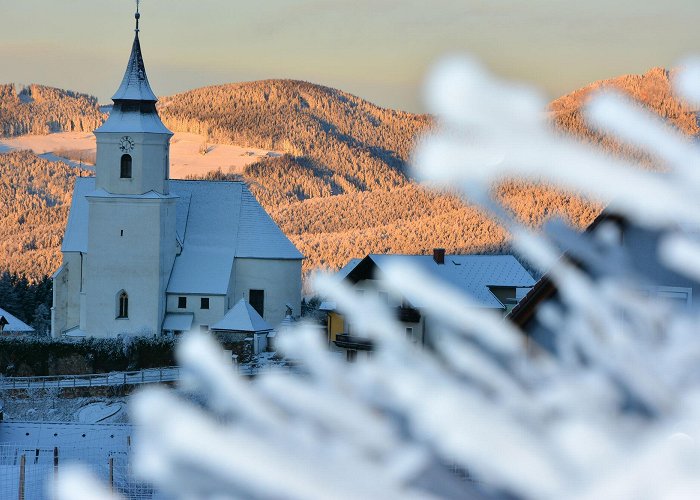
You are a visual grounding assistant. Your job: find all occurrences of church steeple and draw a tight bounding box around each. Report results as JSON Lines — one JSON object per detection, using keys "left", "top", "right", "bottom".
{"left": 94, "top": 2, "right": 172, "bottom": 196}
{"left": 111, "top": 3, "right": 157, "bottom": 104}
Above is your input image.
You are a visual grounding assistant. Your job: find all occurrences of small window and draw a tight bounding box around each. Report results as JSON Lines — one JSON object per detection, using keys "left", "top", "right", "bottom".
{"left": 405, "top": 327, "right": 413, "bottom": 340}
{"left": 200, "top": 324, "right": 209, "bottom": 333}
{"left": 200, "top": 297, "right": 209, "bottom": 310}
{"left": 117, "top": 291, "right": 128, "bottom": 318}
{"left": 250, "top": 289, "right": 264, "bottom": 317}
{"left": 178, "top": 296, "right": 187, "bottom": 309}
{"left": 120, "top": 154, "right": 132, "bottom": 178}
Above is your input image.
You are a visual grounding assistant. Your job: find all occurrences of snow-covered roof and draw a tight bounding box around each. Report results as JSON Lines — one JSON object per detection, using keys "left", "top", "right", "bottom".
{"left": 111, "top": 33, "right": 157, "bottom": 102}
{"left": 167, "top": 180, "right": 302, "bottom": 294}
{"left": 0, "top": 307, "right": 33, "bottom": 333}
{"left": 94, "top": 107, "right": 172, "bottom": 135}
{"left": 93, "top": 29, "right": 172, "bottom": 135}
{"left": 162, "top": 313, "right": 194, "bottom": 332}
{"left": 62, "top": 178, "right": 302, "bottom": 295}
{"left": 212, "top": 298, "right": 272, "bottom": 332}
{"left": 61, "top": 177, "right": 93, "bottom": 253}
{"left": 347, "top": 254, "right": 535, "bottom": 309}
{"left": 63, "top": 326, "right": 87, "bottom": 338}
{"left": 336, "top": 258, "right": 362, "bottom": 281}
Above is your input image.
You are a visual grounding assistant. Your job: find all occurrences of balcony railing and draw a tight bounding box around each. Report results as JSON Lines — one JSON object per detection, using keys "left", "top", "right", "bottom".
{"left": 396, "top": 306, "right": 421, "bottom": 323}
{"left": 334, "top": 334, "right": 374, "bottom": 351}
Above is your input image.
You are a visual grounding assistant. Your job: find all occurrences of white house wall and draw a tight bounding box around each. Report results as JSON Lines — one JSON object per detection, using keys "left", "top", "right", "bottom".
{"left": 165, "top": 294, "right": 226, "bottom": 332}
{"left": 350, "top": 278, "right": 426, "bottom": 344}
{"left": 233, "top": 258, "right": 302, "bottom": 327}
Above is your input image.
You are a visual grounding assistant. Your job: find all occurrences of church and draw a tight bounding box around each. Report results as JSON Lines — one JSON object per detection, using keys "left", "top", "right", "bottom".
{"left": 50, "top": 11, "right": 303, "bottom": 339}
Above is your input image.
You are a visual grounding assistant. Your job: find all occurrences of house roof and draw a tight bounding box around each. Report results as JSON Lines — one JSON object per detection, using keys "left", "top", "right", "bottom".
{"left": 162, "top": 313, "right": 194, "bottom": 332}
{"left": 0, "top": 307, "right": 34, "bottom": 333}
{"left": 211, "top": 298, "right": 272, "bottom": 332}
{"left": 62, "top": 178, "right": 303, "bottom": 295}
{"left": 507, "top": 209, "right": 621, "bottom": 327}
{"left": 346, "top": 254, "right": 535, "bottom": 309}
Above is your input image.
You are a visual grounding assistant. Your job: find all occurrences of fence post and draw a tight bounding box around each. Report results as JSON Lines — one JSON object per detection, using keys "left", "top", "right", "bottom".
{"left": 141, "top": 370, "right": 144, "bottom": 383}
{"left": 18, "top": 454, "right": 26, "bottom": 500}
{"left": 123, "top": 373, "right": 126, "bottom": 385}
{"left": 109, "top": 457, "right": 114, "bottom": 492}
{"left": 53, "top": 447, "right": 59, "bottom": 500}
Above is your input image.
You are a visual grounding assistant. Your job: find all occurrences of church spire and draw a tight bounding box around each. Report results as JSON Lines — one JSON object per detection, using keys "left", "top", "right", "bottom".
{"left": 111, "top": 0, "right": 157, "bottom": 103}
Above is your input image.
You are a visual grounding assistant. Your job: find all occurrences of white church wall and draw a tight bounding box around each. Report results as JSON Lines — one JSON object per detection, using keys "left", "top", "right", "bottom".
{"left": 233, "top": 258, "right": 302, "bottom": 327}
{"left": 95, "top": 132, "right": 171, "bottom": 196}
{"left": 165, "top": 294, "right": 226, "bottom": 332}
{"left": 84, "top": 196, "right": 177, "bottom": 338}
{"left": 51, "top": 252, "right": 83, "bottom": 337}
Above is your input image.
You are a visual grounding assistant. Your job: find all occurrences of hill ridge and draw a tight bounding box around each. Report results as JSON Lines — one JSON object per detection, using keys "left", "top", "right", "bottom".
{"left": 1, "top": 67, "right": 692, "bottom": 280}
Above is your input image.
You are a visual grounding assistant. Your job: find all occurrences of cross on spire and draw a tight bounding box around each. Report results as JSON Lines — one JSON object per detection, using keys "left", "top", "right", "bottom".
{"left": 135, "top": 0, "right": 141, "bottom": 32}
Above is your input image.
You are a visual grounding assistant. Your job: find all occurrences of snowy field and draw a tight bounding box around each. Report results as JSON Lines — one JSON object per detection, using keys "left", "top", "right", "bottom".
{"left": 0, "top": 131, "right": 280, "bottom": 178}
{"left": 0, "top": 421, "right": 158, "bottom": 500}
{"left": 1, "top": 394, "right": 128, "bottom": 424}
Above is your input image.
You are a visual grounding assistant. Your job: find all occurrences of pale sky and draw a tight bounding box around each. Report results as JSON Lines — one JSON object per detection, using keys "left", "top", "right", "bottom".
{"left": 0, "top": 0, "right": 698, "bottom": 113}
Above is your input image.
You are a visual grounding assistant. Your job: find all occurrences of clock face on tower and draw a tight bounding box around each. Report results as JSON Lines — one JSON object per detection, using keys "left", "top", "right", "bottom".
{"left": 119, "top": 136, "right": 135, "bottom": 153}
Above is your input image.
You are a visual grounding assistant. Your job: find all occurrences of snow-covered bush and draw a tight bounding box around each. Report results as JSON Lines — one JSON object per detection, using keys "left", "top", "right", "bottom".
{"left": 58, "top": 58, "right": 700, "bottom": 499}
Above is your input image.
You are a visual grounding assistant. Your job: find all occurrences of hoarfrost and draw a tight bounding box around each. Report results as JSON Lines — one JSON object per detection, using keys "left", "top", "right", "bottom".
{"left": 58, "top": 56, "right": 700, "bottom": 499}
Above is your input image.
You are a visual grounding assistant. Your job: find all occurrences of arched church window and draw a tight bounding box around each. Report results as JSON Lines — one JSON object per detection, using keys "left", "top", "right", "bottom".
{"left": 118, "top": 291, "right": 129, "bottom": 318}
{"left": 120, "top": 154, "right": 132, "bottom": 179}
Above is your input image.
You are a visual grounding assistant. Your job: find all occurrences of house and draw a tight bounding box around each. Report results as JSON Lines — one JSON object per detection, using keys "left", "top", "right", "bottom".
{"left": 51, "top": 11, "right": 303, "bottom": 339}
{"left": 508, "top": 210, "right": 700, "bottom": 353}
{"left": 325, "top": 250, "right": 535, "bottom": 360}
{"left": 0, "top": 306, "right": 34, "bottom": 336}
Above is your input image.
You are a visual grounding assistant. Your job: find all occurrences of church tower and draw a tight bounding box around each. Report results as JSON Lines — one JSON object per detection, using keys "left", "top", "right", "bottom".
{"left": 82, "top": 6, "right": 177, "bottom": 337}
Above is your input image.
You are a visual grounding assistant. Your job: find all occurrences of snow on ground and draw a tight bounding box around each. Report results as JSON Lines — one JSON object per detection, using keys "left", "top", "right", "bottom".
{"left": 0, "top": 355, "right": 288, "bottom": 422}
{"left": 1, "top": 394, "right": 129, "bottom": 424}
{"left": 0, "top": 132, "right": 95, "bottom": 155}
{"left": 0, "top": 131, "right": 280, "bottom": 178}
{"left": 77, "top": 402, "right": 125, "bottom": 423}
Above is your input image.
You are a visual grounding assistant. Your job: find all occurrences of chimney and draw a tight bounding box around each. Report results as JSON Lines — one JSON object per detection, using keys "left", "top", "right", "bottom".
{"left": 433, "top": 248, "right": 445, "bottom": 265}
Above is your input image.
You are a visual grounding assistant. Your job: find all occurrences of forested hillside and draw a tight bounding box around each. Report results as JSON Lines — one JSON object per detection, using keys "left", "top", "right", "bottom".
{"left": 0, "top": 84, "right": 104, "bottom": 137}
{"left": 165, "top": 80, "right": 601, "bottom": 274}
{"left": 550, "top": 67, "right": 699, "bottom": 164}
{"left": 0, "top": 151, "right": 90, "bottom": 278}
{"left": 1, "top": 70, "right": 691, "bottom": 282}
{"left": 158, "top": 80, "right": 429, "bottom": 199}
